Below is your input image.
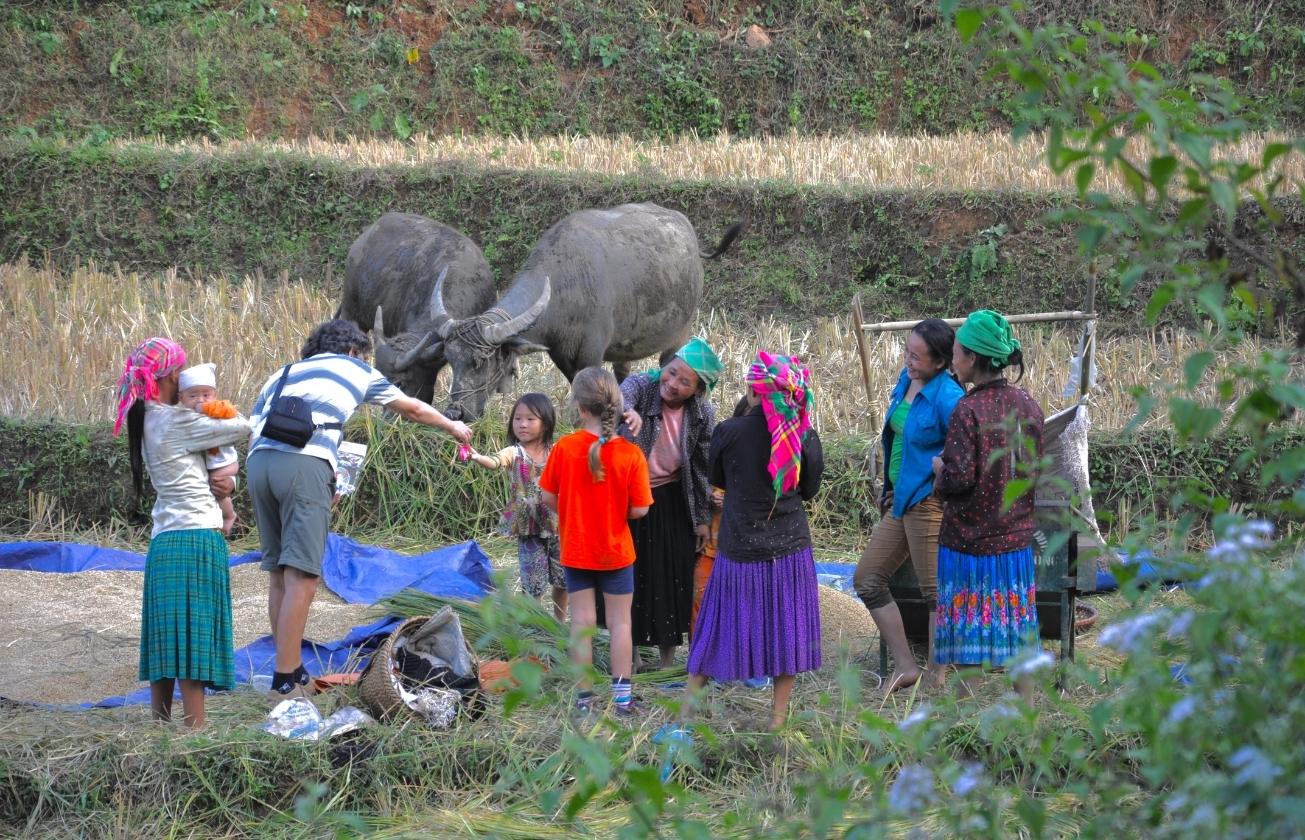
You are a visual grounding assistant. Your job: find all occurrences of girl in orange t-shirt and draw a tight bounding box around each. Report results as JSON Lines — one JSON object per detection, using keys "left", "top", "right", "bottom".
{"left": 540, "top": 367, "right": 653, "bottom": 716}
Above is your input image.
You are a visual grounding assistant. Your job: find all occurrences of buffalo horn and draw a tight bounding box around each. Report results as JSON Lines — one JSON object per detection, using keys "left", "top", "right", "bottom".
{"left": 392, "top": 329, "right": 440, "bottom": 372}
{"left": 482, "top": 276, "right": 551, "bottom": 346}
{"left": 373, "top": 306, "right": 387, "bottom": 344}
{"left": 428, "top": 266, "right": 457, "bottom": 340}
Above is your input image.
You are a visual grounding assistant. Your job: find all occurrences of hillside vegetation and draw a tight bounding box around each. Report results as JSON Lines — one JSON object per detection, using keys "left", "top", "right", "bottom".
{"left": 4, "top": 139, "right": 1302, "bottom": 326}
{"left": 3, "top": 0, "right": 1303, "bottom": 142}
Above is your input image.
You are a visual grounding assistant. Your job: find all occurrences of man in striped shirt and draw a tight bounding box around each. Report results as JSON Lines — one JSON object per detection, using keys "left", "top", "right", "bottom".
{"left": 246, "top": 319, "right": 473, "bottom": 697}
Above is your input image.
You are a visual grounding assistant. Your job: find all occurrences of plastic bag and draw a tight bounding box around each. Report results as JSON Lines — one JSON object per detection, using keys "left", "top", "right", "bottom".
{"left": 261, "top": 698, "right": 324, "bottom": 740}
{"left": 260, "top": 698, "right": 374, "bottom": 740}
{"left": 398, "top": 606, "right": 475, "bottom": 679}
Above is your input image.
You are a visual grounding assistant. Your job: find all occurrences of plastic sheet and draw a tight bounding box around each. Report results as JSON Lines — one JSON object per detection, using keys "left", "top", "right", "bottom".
{"left": 0, "top": 535, "right": 492, "bottom": 708}
{"left": 0, "top": 534, "right": 492, "bottom": 605}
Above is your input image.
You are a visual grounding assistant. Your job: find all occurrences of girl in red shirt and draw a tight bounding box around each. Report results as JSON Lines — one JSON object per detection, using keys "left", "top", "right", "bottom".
{"left": 540, "top": 367, "right": 653, "bottom": 715}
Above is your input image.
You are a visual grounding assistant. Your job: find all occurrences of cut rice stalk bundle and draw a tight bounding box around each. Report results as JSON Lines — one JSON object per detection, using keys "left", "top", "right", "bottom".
{"left": 376, "top": 590, "right": 688, "bottom": 685}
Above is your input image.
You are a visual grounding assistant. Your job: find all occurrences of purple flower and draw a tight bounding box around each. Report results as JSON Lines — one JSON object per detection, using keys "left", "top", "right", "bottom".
{"left": 1229, "top": 746, "right": 1282, "bottom": 788}
{"left": 1166, "top": 696, "right": 1198, "bottom": 726}
{"left": 952, "top": 762, "right": 984, "bottom": 797}
{"left": 888, "top": 764, "right": 937, "bottom": 814}
{"left": 899, "top": 705, "right": 930, "bottom": 731}
{"left": 1009, "top": 650, "right": 1055, "bottom": 679}
{"left": 1098, "top": 612, "right": 1167, "bottom": 654}
{"left": 1207, "top": 520, "right": 1275, "bottom": 562}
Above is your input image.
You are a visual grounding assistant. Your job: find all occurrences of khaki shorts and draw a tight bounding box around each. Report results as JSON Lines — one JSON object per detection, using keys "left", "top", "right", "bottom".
{"left": 247, "top": 448, "right": 334, "bottom": 576}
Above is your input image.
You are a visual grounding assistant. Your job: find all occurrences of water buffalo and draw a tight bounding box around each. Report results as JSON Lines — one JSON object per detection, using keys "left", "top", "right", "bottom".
{"left": 336, "top": 213, "right": 497, "bottom": 403}
{"left": 428, "top": 202, "right": 744, "bottom": 420}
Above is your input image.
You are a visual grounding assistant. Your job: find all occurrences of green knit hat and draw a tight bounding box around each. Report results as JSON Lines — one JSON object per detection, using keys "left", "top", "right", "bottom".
{"left": 956, "top": 309, "right": 1021, "bottom": 369}
{"left": 646, "top": 336, "right": 724, "bottom": 392}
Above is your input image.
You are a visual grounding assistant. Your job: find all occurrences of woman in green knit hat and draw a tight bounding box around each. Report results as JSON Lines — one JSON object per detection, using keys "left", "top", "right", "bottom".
{"left": 619, "top": 336, "right": 721, "bottom": 673}
{"left": 930, "top": 310, "right": 1046, "bottom": 698}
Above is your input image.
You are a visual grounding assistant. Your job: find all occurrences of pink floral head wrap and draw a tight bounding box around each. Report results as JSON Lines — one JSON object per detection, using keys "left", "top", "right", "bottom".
{"left": 113, "top": 337, "right": 187, "bottom": 435}
{"left": 745, "top": 350, "right": 814, "bottom": 499}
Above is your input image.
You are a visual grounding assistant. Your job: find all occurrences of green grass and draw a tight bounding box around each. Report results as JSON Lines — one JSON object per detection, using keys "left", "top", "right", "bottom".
{"left": 2, "top": 1, "right": 1302, "bottom": 142}
{"left": 0, "top": 586, "right": 1140, "bottom": 837}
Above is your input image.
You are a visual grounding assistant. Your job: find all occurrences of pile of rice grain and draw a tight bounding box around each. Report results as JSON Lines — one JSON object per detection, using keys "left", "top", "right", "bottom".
{"left": 818, "top": 584, "right": 877, "bottom": 662}
{"left": 0, "top": 564, "right": 372, "bottom": 706}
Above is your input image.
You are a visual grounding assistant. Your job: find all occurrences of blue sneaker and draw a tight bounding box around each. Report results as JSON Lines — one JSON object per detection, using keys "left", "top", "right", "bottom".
{"left": 741, "top": 676, "right": 773, "bottom": 689}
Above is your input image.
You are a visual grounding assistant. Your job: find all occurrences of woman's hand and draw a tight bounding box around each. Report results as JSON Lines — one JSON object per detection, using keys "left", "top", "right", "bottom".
{"left": 931, "top": 455, "right": 944, "bottom": 479}
{"left": 695, "top": 523, "right": 710, "bottom": 552}
{"left": 622, "top": 408, "right": 643, "bottom": 437}
{"left": 209, "top": 474, "right": 235, "bottom": 499}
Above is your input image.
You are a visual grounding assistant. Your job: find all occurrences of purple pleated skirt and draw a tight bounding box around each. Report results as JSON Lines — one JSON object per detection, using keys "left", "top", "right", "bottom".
{"left": 686, "top": 546, "right": 822, "bottom": 681}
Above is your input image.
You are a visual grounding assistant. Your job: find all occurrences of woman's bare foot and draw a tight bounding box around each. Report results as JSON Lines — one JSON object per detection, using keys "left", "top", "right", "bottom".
{"left": 919, "top": 665, "right": 947, "bottom": 692}
{"left": 885, "top": 667, "right": 923, "bottom": 694}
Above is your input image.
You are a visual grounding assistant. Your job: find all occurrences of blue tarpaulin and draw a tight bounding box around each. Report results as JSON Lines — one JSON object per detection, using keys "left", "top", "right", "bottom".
{"left": 815, "top": 562, "right": 856, "bottom": 593}
{"left": 0, "top": 535, "right": 491, "bottom": 708}
{"left": 0, "top": 534, "right": 491, "bottom": 604}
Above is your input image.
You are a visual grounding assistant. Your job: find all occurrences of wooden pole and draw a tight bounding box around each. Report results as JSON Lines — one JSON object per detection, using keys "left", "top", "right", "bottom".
{"left": 861, "top": 309, "right": 1096, "bottom": 333}
{"left": 1080, "top": 266, "right": 1098, "bottom": 399}
{"left": 850, "top": 293, "right": 879, "bottom": 492}
{"left": 850, "top": 293, "right": 876, "bottom": 404}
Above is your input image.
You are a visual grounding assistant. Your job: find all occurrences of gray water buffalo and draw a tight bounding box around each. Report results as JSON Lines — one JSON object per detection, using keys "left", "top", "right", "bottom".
{"left": 427, "top": 202, "right": 744, "bottom": 420}
{"left": 336, "top": 213, "right": 497, "bottom": 403}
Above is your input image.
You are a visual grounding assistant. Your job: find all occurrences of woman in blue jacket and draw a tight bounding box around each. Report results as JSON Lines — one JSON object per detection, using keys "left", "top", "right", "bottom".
{"left": 853, "top": 318, "right": 964, "bottom": 693}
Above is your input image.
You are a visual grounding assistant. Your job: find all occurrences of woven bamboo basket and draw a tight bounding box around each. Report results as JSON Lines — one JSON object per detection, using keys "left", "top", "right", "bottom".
{"left": 358, "top": 615, "right": 481, "bottom": 722}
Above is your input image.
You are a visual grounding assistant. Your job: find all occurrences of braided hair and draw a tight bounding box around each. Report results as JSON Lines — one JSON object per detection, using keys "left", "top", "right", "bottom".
{"left": 571, "top": 366, "right": 623, "bottom": 481}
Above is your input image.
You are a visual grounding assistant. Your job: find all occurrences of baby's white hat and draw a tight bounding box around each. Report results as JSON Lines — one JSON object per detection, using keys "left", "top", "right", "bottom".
{"left": 178, "top": 362, "right": 217, "bottom": 392}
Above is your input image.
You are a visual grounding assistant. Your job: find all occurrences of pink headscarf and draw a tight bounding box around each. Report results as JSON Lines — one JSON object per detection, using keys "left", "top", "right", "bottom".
{"left": 113, "top": 337, "right": 187, "bottom": 435}
{"left": 745, "top": 351, "right": 814, "bottom": 499}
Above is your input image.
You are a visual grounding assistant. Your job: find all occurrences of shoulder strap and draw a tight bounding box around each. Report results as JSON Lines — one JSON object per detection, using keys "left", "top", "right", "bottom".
{"left": 270, "top": 363, "right": 293, "bottom": 404}
{"left": 270, "top": 362, "right": 343, "bottom": 432}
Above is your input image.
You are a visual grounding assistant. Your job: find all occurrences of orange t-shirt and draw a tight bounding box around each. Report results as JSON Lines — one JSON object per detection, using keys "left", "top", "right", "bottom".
{"left": 539, "top": 430, "right": 653, "bottom": 571}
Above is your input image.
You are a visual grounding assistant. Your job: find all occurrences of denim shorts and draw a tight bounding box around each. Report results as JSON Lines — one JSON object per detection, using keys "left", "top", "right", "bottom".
{"left": 564, "top": 564, "right": 635, "bottom": 595}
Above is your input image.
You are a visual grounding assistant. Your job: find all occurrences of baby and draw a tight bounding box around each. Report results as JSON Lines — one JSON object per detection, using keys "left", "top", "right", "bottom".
{"left": 177, "top": 363, "right": 240, "bottom": 535}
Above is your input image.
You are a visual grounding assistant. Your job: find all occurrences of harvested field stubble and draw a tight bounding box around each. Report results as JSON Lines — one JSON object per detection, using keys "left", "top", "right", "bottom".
{"left": 0, "top": 259, "right": 1286, "bottom": 436}
{"left": 159, "top": 132, "right": 1304, "bottom": 196}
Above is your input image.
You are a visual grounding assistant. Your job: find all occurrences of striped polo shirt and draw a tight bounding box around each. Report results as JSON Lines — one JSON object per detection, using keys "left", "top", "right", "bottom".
{"left": 248, "top": 353, "right": 402, "bottom": 470}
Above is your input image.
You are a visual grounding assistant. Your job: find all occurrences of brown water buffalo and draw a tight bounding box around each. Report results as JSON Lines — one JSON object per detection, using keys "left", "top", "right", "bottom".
{"left": 427, "top": 202, "right": 744, "bottom": 420}
{"left": 336, "top": 213, "right": 496, "bottom": 403}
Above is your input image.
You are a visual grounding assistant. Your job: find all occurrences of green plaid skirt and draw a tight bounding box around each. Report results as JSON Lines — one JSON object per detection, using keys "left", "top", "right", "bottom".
{"left": 138, "top": 528, "right": 235, "bottom": 690}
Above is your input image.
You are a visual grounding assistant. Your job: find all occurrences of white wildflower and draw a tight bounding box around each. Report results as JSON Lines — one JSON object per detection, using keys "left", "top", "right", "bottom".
{"left": 1009, "top": 650, "right": 1056, "bottom": 679}
{"left": 888, "top": 764, "right": 937, "bottom": 814}
{"left": 1098, "top": 611, "right": 1167, "bottom": 655}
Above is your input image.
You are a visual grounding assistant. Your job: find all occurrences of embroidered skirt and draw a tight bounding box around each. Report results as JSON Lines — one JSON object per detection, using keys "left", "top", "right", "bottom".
{"left": 686, "top": 546, "right": 822, "bottom": 681}
{"left": 933, "top": 544, "right": 1039, "bottom": 667}
{"left": 138, "top": 528, "right": 235, "bottom": 690}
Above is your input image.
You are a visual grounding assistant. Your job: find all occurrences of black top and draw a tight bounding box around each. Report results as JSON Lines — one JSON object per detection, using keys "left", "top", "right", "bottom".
{"left": 709, "top": 406, "right": 824, "bottom": 562}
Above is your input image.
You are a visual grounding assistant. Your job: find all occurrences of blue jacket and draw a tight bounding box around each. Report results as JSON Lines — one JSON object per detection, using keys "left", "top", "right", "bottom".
{"left": 881, "top": 368, "right": 964, "bottom": 519}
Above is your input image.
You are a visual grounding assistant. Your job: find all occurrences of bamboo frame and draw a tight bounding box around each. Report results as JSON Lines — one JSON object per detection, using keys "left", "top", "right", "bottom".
{"left": 860, "top": 309, "right": 1096, "bottom": 333}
